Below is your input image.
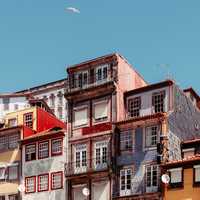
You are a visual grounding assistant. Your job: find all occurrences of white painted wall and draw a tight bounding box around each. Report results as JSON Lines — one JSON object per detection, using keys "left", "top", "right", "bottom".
{"left": 0, "top": 96, "right": 29, "bottom": 121}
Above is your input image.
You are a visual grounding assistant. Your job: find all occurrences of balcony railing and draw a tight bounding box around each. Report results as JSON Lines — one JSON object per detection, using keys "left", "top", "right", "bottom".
{"left": 65, "top": 157, "right": 110, "bottom": 176}
{"left": 66, "top": 75, "right": 114, "bottom": 93}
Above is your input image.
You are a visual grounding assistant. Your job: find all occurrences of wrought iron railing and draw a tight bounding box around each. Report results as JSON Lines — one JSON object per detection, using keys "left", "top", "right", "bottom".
{"left": 65, "top": 157, "right": 110, "bottom": 176}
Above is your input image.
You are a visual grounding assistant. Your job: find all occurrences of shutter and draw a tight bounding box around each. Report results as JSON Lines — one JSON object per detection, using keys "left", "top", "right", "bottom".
{"left": 74, "top": 108, "right": 88, "bottom": 127}
{"left": 94, "top": 102, "right": 108, "bottom": 120}
{"left": 194, "top": 166, "right": 200, "bottom": 182}
{"left": 92, "top": 181, "right": 109, "bottom": 200}
{"left": 171, "top": 169, "right": 182, "bottom": 183}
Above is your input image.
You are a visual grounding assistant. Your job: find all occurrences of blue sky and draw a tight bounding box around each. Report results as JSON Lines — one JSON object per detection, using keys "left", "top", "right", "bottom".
{"left": 0, "top": 0, "right": 200, "bottom": 93}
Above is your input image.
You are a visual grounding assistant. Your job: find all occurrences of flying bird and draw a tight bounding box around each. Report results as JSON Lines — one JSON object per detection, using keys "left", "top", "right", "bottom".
{"left": 65, "top": 7, "right": 80, "bottom": 14}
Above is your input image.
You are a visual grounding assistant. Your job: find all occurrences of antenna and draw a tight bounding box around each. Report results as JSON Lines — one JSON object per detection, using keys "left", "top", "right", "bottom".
{"left": 156, "top": 64, "right": 173, "bottom": 80}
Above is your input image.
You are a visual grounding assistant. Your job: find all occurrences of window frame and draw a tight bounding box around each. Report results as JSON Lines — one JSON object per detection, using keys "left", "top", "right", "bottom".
{"left": 51, "top": 138, "right": 63, "bottom": 156}
{"left": 168, "top": 167, "right": 183, "bottom": 188}
{"left": 193, "top": 165, "right": 200, "bottom": 186}
{"left": 8, "top": 194, "right": 18, "bottom": 200}
{"left": 152, "top": 90, "right": 166, "bottom": 114}
{"left": 38, "top": 173, "right": 49, "bottom": 192}
{"left": 25, "top": 176, "right": 36, "bottom": 194}
{"left": 23, "top": 112, "right": 33, "bottom": 129}
{"left": 127, "top": 96, "right": 141, "bottom": 118}
{"left": 144, "top": 125, "right": 160, "bottom": 150}
{"left": 120, "top": 168, "right": 133, "bottom": 196}
{"left": 73, "top": 106, "right": 89, "bottom": 128}
{"left": 8, "top": 118, "right": 17, "bottom": 127}
{"left": 120, "top": 130, "right": 133, "bottom": 152}
{"left": 145, "top": 164, "right": 159, "bottom": 193}
{"left": 38, "top": 141, "right": 49, "bottom": 160}
{"left": 25, "top": 143, "right": 36, "bottom": 162}
{"left": 93, "top": 100, "right": 109, "bottom": 123}
{"left": 7, "top": 163, "right": 19, "bottom": 181}
{"left": 51, "top": 171, "right": 63, "bottom": 190}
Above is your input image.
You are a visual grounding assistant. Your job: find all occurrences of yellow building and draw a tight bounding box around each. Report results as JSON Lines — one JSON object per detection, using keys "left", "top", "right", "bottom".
{"left": 162, "top": 138, "right": 200, "bottom": 200}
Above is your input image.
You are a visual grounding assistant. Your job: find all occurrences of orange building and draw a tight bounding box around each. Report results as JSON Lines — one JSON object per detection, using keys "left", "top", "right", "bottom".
{"left": 162, "top": 138, "right": 200, "bottom": 200}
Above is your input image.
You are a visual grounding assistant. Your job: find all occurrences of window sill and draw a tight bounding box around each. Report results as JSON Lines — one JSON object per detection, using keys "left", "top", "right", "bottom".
{"left": 144, "top": 146, "right": 157, "bottom": 151}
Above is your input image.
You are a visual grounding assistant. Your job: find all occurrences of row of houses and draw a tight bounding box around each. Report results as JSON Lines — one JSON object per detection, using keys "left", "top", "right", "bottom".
{"left": 0, "top": 53, "right": 200, "bottom": 200}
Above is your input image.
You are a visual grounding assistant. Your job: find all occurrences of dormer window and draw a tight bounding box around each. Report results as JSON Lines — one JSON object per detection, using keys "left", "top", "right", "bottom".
{"left": 152, "top": 91, "right": 165, "bottom": 113}
{"left": 128, "top": 97, "right": 141, "bottom": 118}
{"left": 96, "top": 65, "right": 108, "bottom": 82}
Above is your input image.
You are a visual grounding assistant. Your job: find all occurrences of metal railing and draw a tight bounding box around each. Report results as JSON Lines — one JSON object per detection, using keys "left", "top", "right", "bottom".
{"left": 65, "top": 157, "right": 110, "bottom": 176}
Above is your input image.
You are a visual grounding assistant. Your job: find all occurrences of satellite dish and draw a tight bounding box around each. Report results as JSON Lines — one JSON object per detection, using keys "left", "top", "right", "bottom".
{"left": 82, "top": 187, "right": 90, "bottom": 196}
{"left": 18, "top": 184, "right": 25, "bottom": 192}
{"left": 161, "top": 174, "right": 170, "bottom": 184}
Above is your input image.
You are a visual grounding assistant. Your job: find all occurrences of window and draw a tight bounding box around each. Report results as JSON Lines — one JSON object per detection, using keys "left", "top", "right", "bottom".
{"left": 194, "top": 165, "right": 200, "bottom": 184}
{"left": 14, "top": 104, "right": 18, "bottom": 111}
{"left": 38, "top": 174, "right": 49, "bottom": 192}
{"left": 51, "top": 172, "right": 63, "bottom": 190}
{"left": 75, "top": 144, "right": 87, "bottom": 173}
{"left": 24, "top": 113, "right": 33, "bottom": 129}
{"left": 3, "top": 98, "right": 9, "bottom": 111}
{"left": 0, "top": 168, "right": 5, "bottom": 180}
{"left": 94, "top": 101, "right": 108, "bottom": 122}
{"left": 183, "top": 148, "right": 195, "bottom": 159}
{"left": 96, "top": 65, "right": 108, "bottom": 82}
{"left": 145, "top": 126, "right": 159, "bottom": 148}
{"left": 74, "top": 107, "right": 88, "bottom": 127}
{"left": 128, "top": 97, "right": 141, "bottom": 118}
{"left": 57, "top": 92, "right": 63, "bottom": 106}
{"left": 25, "top": 176, "right": 36, "bottom": 193}
{"left": 169, "top": 168, "right": 183, "bottom": 187}
{"left": 0, "top": 136, "right": 8, "bottom": 150}
{"left": 8, "top": 165, "right": 18, "bottom": 180}
{"left": 120, "top": 168, "right": 132, "bottom": 196}
{"left": 8, "top": 118, "right": 17, "bottom": 127}
{"left": 9, "top": 133, "right": 19, "bottom": 149}
{"left": 0, "top": 196, "right": 5, "bottom": 200}
{"left": 49, "top": 94, "right": 55, "bottom": 108}
{"left": 94, "top": 141, "right": 108, "bottom": 169}
{"left": 51, "top": 138, "right": 62, "bottom": 156}
{"left": 38, "top": 141, "right": 49, "bottom": 159}
{"left": 120, "top": 130, "right": 133, "bottom": 151}
{"left": 152, "top": 91, "right": 165, "bottom": 113}
{"left": 25, "top": 144, "right": 36, "bottom": 161}
{"left": 146, "top": 165, "right": 159, "bottom": 193}
{"left": 8, "top": 195, "right": 18, "bottom": 200}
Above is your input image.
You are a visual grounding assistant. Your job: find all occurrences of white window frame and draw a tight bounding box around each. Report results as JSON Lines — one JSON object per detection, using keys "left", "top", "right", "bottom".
{"left": 38, "top": 174, "right": 49, "bottom": 192}
{"left": 8, "top": 118, "right": 17, "bottom": 127}
{"left": 94, "top": 141, "right": 108, "bottom": 170}
{"left": 73, "top": 106, "right": 88, "bottom": 128}
{"left": 145, "top": 165, "right": 159, "bottom": 193}
{"left": 25, "top": 144, "right": 36, "bottom": 161}
{"left": 93, "top": 100, "right": 109, "bottom": 123}
{"left": 144, "top": 126, "right": 159, "bottom": 150}
{"left": 96, "top": 64, "right": 108, "bottom": 83}
{"left": 24, "top": 113, "right": 33, "bottom": 129}
{"left": 152, "top": 90, "right": 166, "bottom": 113}
{"left": 74, "top": 144, "right": 87, "bottom": 174}
{"left": 8, "top": 164, "right": 18, "bottom": 180}
{"left": 0, "top": 167, "right": 6, "bottom": 180}
{"left": 9, "top": 133, "right": 19, "bottom": 149}
{"left": 127, "top": 96, "right": 141, "bottom": 118}
{"left": 120, "top": 130, "right": 133, "bottom": 151}
{"left": 120, "top": 168, "right": 132, "bottom": 196}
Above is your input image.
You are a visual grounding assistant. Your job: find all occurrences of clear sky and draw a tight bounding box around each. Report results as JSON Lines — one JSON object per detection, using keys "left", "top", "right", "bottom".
{"left": 0, "top": 0, "right": 200, "bottom": 93}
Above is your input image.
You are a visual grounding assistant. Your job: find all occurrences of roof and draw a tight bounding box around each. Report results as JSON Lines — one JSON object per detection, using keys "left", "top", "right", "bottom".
{"left": 124, "top": 80, "right": 174, "bottom": 97}
{"left": 15, "top": 78, "right": 66, "bottom": 94}
{"left": 115, "top": 113, "right": 166, "bottom": 125}
{"left": 20, "top": 127, "right": 65, "bottom": 144}
{"left": 0, "top": 125, "right": 23, "bottom": 133}
{"left": 162, "top": 155, "right": 200, "bottom": 168}
{"left": 183, "top": 87, "right": 200, "bottom": 101}
{"left": 0, "top": 93, "right": 29, "bottom": 98}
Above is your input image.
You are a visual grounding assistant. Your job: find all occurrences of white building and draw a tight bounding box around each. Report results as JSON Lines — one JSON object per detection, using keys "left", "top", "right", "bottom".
{"left": 20, "top": 127, "right": 67, "bottom": 200}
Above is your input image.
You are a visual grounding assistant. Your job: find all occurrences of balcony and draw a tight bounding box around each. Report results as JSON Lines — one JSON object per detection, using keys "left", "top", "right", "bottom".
{"left": 65, "top": 157, "right": 111, "bottom": 177}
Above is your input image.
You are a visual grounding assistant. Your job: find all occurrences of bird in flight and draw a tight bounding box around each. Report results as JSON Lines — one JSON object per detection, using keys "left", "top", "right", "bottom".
{"left": 65, "top": 7, "right": 80, "bottom": 14}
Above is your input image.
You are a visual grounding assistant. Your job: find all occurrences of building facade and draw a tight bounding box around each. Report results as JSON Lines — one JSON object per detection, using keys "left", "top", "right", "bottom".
{"left": 64, "top": 53, "right": 147, "bottom": 200}
{"left": 112, "top": 80, "right": 200, "bottom": 200}
{"left": 162, "top": 138, "right": 200, "bottom": 200}
{"left": 20, "top": 127, "right": 67, "bottom": 200}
